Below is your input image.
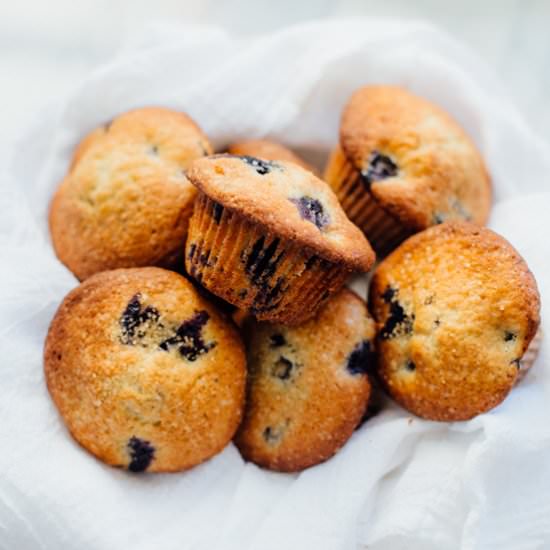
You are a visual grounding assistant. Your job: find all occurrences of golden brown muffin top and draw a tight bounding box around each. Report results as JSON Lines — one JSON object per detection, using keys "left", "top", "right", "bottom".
{"left": 186, "top": 155, "right": 375, "bottom": 271}
{"left": 71, "top": 107, "right": 211, "bottom": 168}
{"left": 228, "top": 139, "right": 319, "bottom": 175}
{"left": 235, "top": 288, "right": 374, "bottom": 471}
{"left": 44, "top": 267, "right": 246, "bottom": 473}
{"left": 339, "top": 85, "right": 492, "bottom": 230}
{"left": 370, "top": 222, "right": 540, "bottom": 421}
{"left": 50, "top": 107, "right": 212, "bottom": 280}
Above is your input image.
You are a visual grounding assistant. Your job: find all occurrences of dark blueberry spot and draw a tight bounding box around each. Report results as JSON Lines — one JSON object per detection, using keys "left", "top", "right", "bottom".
{"left": 263, "top": 426, "right": 284, "bottom": 444}
{"left": 127, "top": 437, "right": 155, "bottom": 472}
{"left": 188, "top": 243, "right": 197, "bottom": 260}
{"left": 240, "top": 155, "right": 277, "bottom": 175}
{"left": 405, "top": 360, "right": 416, "bottom": 371}
{"left": 434, "top": 319, "right": 441, "bottom": 327}
{"left": 272, "top": 356, "right": 294, "bottom": 380}
{"left": 289, "top": 196, "right": 329, "bottom": 229}
{"left": 379, "top": 287, "right": 414, "bottom": 340}
{"left": 245, "top": 237, "right": 266, "bottom": 275}
{"left": 360, "top": 151, "right": 398, "bottom": 189}
{"left": 347, "top": 340, "right": 376, "bottom": 375}
{"left": 263, "top": 427, "right": 275, "bottom": 442}
{"left": 263, "top": 276, "right": 286, "bottom": 303}
{"left": 245, "top": 237, "right": 282, "bottom": 283}
{"left": 122, "top": 295, "right": 142, "bottom": 327}
{"left": 239, "top": 236, "right": 291, "bottom": 313}
{"left": 240, "top": 237, "right": 286, "bottom": 312}
{"left": 199, "top": 250, "right": 211, "bottom": 267}
{"left": 504, "top": 331, "right": 517, "bottom": 342}
{"left": 120, "top": 294, "right": 160, "bottom": 345}
{"left": 270, "top": 333, "right": 286, "bottom": 347}
{"left": 159, "top": 310, "right": 216, "bottom": 361}
{"left": 212, "top": 202, "right": 224, "bottom": 223}
{"left": 304, "top": 255, "right": 318, "bottom": 271}
{"left": 249, "top": 277, "right": 287, "bottom": 314}
{"left": 381, "top": 286, "right": 396, "bottom": 303}
{"left": 149, "top": 145, "right": 159, "bottom": 155}
{"left": 380, "top": 301, "right": 414, "bottom": 339}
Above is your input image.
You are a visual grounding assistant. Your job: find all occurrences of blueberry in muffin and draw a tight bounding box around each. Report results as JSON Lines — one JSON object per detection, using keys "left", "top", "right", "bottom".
{"left": 228, "top": 139, "right": 319, "bottom": 175}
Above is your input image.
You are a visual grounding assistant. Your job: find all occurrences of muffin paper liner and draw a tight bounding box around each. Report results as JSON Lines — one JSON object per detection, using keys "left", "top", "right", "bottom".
{"left": 325, "top": 146, "right": 413, "bottom": 256}
{"left": 185, "top": 192, "right": 350, "bottom": 325}
{"left": 516, "top": 327, "right": 542, "bottom": 384}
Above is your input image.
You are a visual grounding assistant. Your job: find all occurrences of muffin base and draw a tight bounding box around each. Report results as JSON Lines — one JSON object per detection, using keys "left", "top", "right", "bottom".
{"left": 185, "top": 193, "right": 351, "bottom": 325}
{"left": 325, "top": 146, "right": 413, "bottom": 256}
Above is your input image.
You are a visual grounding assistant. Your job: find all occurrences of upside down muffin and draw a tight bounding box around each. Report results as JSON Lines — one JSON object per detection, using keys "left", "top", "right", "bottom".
{"left": 369, "top": 222, "right": 540, "bottom": 421}
{"left": 50, "top": 107, "right": 212, "bottom": 280}
{"left": 44, "top": 267, "right": 246, "bottom": 473}
{"left": 235, "top": 288, "right": 375, "bottom": 471}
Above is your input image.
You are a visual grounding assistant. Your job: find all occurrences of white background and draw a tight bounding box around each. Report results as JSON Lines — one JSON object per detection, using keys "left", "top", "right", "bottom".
{"left": 2, "top": 0, "right": 549, "bottom": 145}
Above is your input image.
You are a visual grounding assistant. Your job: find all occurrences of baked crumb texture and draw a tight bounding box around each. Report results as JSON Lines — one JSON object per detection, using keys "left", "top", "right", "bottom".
{"left": 370, "top": 222, "right": 540, "bottom": 421}
{"left": 235, "top": 288, "right": 375, "bottom": 471}
{"left": 44, "top": 267, "right": 246, "bottom": 472}
{"left": 49, "top": 107, "right": 213, "bottom": 280}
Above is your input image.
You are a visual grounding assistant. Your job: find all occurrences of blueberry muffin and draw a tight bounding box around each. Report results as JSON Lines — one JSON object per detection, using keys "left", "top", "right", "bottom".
{"left": 324, "top": 86, "right": 492, "bottom": 255}
{"left": 370, "top": 222, "right": 540, "bottom": 421}
{"left": 184, "top": 155, "right": 375, "bottom": 325}
{"left": 228, "top": 139, "right": 319, "bottom": 175}
{"left": 44, "top": 267, "right": 246, "bottom": 473}
{"left": 50, "top": 107, "right": 213, "bottom": 280}
{"left": 235, "top": 288, "right": 375, "bottom": 471}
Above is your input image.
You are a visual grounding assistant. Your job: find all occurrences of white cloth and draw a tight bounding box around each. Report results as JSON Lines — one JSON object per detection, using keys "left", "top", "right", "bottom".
{"left": 1, "top": 18, "right": 549, "bottom": 550}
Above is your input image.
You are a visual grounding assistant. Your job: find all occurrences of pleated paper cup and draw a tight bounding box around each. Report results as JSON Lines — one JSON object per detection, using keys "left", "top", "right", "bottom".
{"left": 516, "top": 327, "right": 542, "bottom": 384}
{"left": 324, "top": 146, "right": 413, "bottom": 256}
{"left": 185, "top": 192, "right": 351, "bottom": 325}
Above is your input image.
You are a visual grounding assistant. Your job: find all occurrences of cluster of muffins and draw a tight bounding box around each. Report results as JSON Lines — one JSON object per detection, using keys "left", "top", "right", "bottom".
{"left": 44, "top": 86, "right": 541, "bottom": 474}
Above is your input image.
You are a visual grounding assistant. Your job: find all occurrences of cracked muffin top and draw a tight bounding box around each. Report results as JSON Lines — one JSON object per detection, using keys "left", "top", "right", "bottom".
{"left": 369, "top": 222, "right": 540, "bottom": 421}
{"left": 234, "top": 288, "right": 375, "bottom": 471}
{"left": 49, "top": 107, "right": 212, "bottom": 280}
{"left": 185, "top": 155, "right": 375, "bottom": 272}
{"left": 44, "top": 267, "right": 246, "bottom": 473}
{"left": 228, "top": 139, "right": 319, "bottom": 175}
{"left": 339, "top": 85, "right": 492, "bottom": 230}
